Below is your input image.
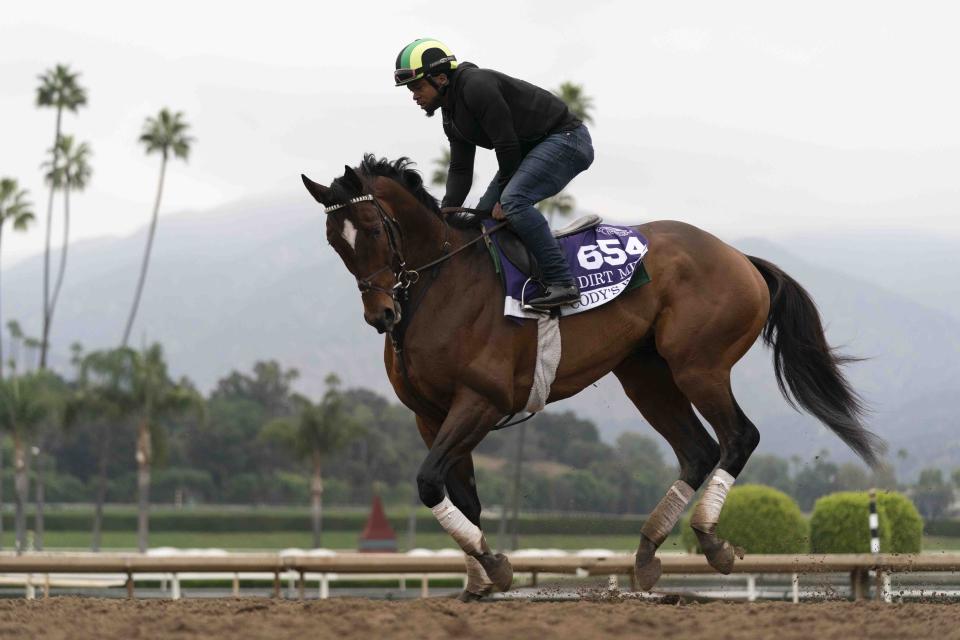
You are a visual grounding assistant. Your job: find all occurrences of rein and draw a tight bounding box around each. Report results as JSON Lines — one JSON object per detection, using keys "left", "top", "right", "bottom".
{"left": 326, "top": 193, "right": 516, "bottom": 423}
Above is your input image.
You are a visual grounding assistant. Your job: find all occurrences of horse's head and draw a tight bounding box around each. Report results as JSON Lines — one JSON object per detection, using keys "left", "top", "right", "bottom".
{"left": 302, "top": 165, "right": 404, "bottom": 334}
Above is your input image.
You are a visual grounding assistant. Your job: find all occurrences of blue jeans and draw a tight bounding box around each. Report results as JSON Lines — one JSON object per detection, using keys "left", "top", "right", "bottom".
{"left": 477, "top": 124, "right": 594, "bottom": 285}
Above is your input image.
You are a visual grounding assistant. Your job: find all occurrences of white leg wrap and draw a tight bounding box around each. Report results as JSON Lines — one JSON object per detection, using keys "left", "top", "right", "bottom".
{"left": 431, "top": 496, "right": 484, "bottom": 555}
{"left": 691, "top": 469, "right": 736, "bottom": 533}
{"left": 640, "top": 480, "right": 695, "bottom": 545}
{"left": 464, "top": 552, "right": 494, "bottom": 594}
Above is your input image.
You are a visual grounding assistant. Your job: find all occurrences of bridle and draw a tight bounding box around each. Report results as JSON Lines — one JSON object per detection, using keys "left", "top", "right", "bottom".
{"left": 324, "top": 193, "right": 506, "bottom": 319}
{"left": 325, "top": 194, "right": 425, "bottom": 302}
{"left": 323, "top": 191, "right": 527, "bottom": 430}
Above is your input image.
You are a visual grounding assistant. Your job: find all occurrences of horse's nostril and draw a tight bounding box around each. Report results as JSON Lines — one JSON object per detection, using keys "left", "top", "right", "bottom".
{"left": 383, "top": 308, "right": 396, "bottom": 323}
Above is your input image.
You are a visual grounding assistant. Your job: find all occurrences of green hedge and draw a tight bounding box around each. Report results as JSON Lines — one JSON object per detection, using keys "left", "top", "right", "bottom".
{"left": 810, "top": 491, "right": 922, "bottom": 553}
{"left": 681, "top": 484, "right": 809, "bottom": 554}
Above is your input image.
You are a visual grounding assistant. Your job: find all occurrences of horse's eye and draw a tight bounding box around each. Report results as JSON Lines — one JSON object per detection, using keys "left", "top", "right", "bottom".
{"left": 367, "top": 228, "right": 382, "bottom": 238}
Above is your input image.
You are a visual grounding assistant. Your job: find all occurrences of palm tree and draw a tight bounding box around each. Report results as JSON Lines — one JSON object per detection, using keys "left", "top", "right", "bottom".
{"left": 122, "top": 109, "right": 193, "bottom": 347}
{"left": 538, "top": 191, "right": 576, "bottom": 227}
{"left": 0, "top": 372, "right": 56, "bottom": 553}
{"left": 0, "top": 179, "right": 35, "bottom": 379}
{"left": 553, "top": 81, "right": 595, "bottom": 124}
{"left": 6, "top": 320, "right": 24, "bottom": 374}
{"left": 36, "top": 64, "right": 87, "bottom": 370}
{"left": 129, "top": 345, "right": 199, "bottom": 552}
{"left": 261, "top": 374, "right": 360, "bottom": 548}
{"left": 43, "top": 136, "right": 92, "bottom": 325}
{"left": 541, "top": 81, "right": 596, "bottom": 229}
{"left": 431, "top": 148, "right": 450, "bottom": 187}
{"left": 66, "top": 347, "right": 136, "bottom": 550}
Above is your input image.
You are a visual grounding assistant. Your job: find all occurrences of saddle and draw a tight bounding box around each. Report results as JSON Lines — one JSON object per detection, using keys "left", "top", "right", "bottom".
{"left": 444, "top": 208, "right": 603, "bottom": 279}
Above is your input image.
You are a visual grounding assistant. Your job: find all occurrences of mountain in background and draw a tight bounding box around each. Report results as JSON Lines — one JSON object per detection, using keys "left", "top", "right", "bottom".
{"left": 3, "top": 194, "right": 958, "bottom": 480}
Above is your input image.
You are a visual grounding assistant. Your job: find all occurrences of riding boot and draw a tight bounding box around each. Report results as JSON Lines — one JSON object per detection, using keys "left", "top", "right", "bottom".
{"left": 505, "top": 205, "right": 579, "bottom": 309}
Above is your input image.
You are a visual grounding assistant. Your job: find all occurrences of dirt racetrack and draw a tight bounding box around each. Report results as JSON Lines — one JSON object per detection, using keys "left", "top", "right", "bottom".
{"left": 1, "top": 597, "right": 958, "bottom": 640}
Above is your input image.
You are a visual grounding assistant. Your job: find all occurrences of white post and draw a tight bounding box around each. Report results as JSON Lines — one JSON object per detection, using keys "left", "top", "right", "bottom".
{"left": 171, "top": 573, "right": 181, "bottom": 600}
{"left": 420, "top": 574, "right": 429, "bottom": 598}
{"left": 288, "top": 574, "right": 296, "bottom": 598}
{"left": 791, "top": 572, "right": 800, "bottom": 604}
{"left": 320, "top": 574, "right": 329, "bottom": 600}
{"left": 399, "top": 574, "right": 407, "bottom": 592}
{"left": 882, "top": 573, "right": 892, "bottom": 603}
{"left": 746, "top": 574, "right": 757, "bottom": 602}
{"left": 232, "top": 573, "right": 240, "bottom": 597}
{"left": 608, "top": 575, "right": 619, "bottom": 592}
{"left": 25, "top": 574, "right": 35, "bottom": 600}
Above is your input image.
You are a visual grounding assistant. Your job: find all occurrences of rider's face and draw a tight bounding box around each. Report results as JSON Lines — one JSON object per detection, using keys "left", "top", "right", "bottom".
{"left": 407, "top": 76, "right": 445, "bottom": 117}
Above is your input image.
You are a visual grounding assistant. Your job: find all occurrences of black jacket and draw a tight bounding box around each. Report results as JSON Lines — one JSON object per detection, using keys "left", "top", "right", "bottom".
{"left": 441, "top": 63, "right": 580, "bottom": 208}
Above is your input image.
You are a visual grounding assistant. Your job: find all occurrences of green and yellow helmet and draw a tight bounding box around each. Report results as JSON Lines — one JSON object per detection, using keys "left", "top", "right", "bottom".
{"left": 394, "top": 38, "right": 458, "bottom": 86}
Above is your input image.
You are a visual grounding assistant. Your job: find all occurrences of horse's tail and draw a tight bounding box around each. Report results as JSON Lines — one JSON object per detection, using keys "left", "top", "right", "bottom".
{"left": 746, "top": 255, "right": 886, "bottom": 468}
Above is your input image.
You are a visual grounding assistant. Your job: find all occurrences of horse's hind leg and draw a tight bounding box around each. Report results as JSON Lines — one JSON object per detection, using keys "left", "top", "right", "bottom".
{"left": 613, "top": 353, "right": 720, "bottom": 590}
{"left": 672, "top": 369, "right": 760, "bottom": 574}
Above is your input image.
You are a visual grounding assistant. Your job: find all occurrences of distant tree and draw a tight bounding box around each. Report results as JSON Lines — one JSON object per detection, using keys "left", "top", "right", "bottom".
{"left": 6, "top": 321, "right": 24, "bottom": 374}
{"left": 211, "top": 361, "right": 299, "bottom": 417}
{"left": 431, "top": 148, "right": 450, "bottom": 188}
{"left": 538, "top": 191, "right": 576, "bottom": 227}
{"left": 122, "top": 109, "right": 194, "bottom": 346}
{"left": 542, "top": 81, "right": 595, "bottom": 227}
{"left": 43, "top": 135, "right": 92, "bottom": 328}
{"left": 792, "top": 451, "right": 839, "bottom": 511}
{"left": 0, "top": 180, "right": 35, "bottom": 379}
{"left": 68, "top": 347, "right": 138, "bottom": 550}
{"left": 36, "top": 64, "right": 87, "bottom": 369}
{"left": 952, "top": 469, "right": 960, "bottom": 490}
{"left": 553, "top": 81, "right": 594, "bottom": 124}
{"left": 913, "top": 468, "right": 954, "bottom": 520}
{"left": 739, "top": 454, "right": 793, "bottom": 494}
{"left": 83, "top": 344, "right": 200, "bottom": 551}
{"left": 260, "top": 374, "right": 361, "bottom": 547}
{"left": 0, "top": 372, "right": 58, "bottom": 553}
{"left": 610, "top": 432, "right": 674, "bottom": 513}
{"left": 835, "top": 463, "right": 872, "bottom": 491}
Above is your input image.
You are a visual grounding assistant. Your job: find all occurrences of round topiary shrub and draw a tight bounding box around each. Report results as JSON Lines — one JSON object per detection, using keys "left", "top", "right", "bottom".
{"left": 810, "top": 491, "right": 922, "bottom": 554}
{"left": 680, "top": 484, "right": 809, "bottom": 554}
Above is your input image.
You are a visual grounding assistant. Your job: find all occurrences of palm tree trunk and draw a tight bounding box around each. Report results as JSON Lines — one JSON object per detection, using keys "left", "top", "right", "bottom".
{"left": 13, "top": 434, "right": 28, "bottom": 554}
{"left": 0, "top": 434, "right": 5, "bottom": 550}
{"left": 136, "top": 419, "right": 151, "bottom": 553}
{"left": 0, "top": 223, "right": 5, "bottom": 380}
{"left": 311, "top": 451, "right": 323, "bottom": 548}
{"left": 40, "top": 106, "right": 63, "bottom": 370}
{"left": 509, "top": 422, "right": 526, "bottom": 551}
{"left": 49, "top": 183, "right": 70, "bottom": 326}
{"left": 91, "top": 433, "right": 109, "bottom": 551}
{"left": 122, "top": 155, "right": 167, "bottom": 347}
{"left": 34, "top": 449, "right": 44, "bottom": 551}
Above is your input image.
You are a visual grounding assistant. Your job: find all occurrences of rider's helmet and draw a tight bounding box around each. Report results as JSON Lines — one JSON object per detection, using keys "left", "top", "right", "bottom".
{"left": 394, "top": 38, "right": 458, "bottom": 87}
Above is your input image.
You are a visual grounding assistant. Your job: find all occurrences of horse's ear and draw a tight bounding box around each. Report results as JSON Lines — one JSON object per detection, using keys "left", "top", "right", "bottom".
{"left": 301, "top": 174, "right": 331, "bottom": 205}
{"left": 343, "top": 165, "right": 365, "bottom": 192}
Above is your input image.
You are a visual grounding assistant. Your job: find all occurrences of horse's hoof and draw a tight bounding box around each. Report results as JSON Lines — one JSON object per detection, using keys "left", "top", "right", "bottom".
{"left": 705, "top": 540, "right": 745, "bottom": 574}
{"left": 634, "top": 554, "right": 662, "bottom": 591}
{"left": 477, "top": 553, "right": 514, "bottom": 592}
{"left": 455, "top": 589, "right": 487, "bottom": 602}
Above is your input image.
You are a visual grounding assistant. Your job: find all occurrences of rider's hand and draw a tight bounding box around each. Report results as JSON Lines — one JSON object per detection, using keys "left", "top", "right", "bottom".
{"left": 492, "top": 202, "right": 506, "bottom": 220}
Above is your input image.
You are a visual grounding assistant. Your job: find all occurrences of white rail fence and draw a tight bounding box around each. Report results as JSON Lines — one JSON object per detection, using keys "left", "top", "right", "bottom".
{"left": 2, "top": 550, "right": 959, "bottom": 602}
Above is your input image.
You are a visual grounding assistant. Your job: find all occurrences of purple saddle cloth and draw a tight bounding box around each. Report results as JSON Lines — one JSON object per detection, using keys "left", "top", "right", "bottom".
{"left": 483, "top": 219, "right": 649, "bottom": 319}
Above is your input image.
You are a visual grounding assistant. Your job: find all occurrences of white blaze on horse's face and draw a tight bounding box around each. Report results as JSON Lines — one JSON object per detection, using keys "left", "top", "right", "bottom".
{"left": 341, "top": 219, "right": 358, "bottom": 250}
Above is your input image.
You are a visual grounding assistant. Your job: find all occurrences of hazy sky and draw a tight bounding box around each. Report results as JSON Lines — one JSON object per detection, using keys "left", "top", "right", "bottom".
{"left": 3, "top": 0, "right": 959, "bottom": 267}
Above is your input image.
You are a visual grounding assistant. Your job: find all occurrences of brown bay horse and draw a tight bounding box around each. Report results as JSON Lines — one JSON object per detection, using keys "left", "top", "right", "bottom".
{"left": 302, "top": 156, "right": 884, "bottom": 600}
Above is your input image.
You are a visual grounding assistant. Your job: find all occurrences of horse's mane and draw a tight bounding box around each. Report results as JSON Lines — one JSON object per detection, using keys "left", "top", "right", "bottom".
{"left": 330, "top": 154, "right": 440, "bottom": 215}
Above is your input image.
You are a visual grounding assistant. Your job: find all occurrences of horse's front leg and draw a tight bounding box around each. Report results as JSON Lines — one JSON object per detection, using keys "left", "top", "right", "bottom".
{"left": 415, "top": 391, "right": 513, "bottom": 594}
